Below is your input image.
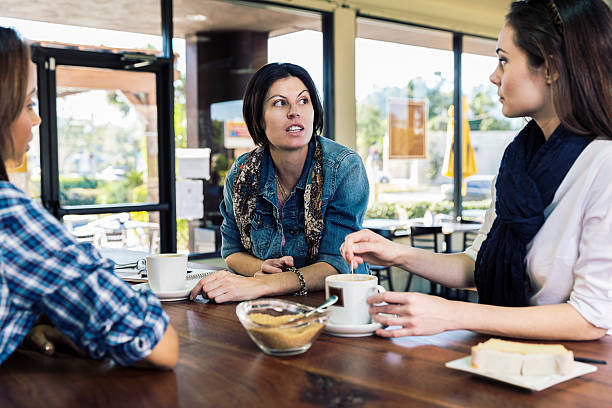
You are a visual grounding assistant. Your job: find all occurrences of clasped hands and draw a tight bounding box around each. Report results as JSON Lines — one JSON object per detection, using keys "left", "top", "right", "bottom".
{"left": 340, "top": 229, "right": 457, "bottom": 337}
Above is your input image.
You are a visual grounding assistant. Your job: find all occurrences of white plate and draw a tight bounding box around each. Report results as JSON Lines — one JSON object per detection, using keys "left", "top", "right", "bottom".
{"left": 133, "top": 269, "right": 216, "bottom": 301}
{"left": 324, "top": 321, "right": 382, "bottom": 337}
{"left": 445, "top": 356, "right": 597, "bottom": 391}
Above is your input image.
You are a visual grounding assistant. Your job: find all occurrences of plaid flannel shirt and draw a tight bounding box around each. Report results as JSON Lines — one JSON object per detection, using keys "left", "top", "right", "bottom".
{"left": 0, "top": 181, "right": 168, "bottom": 365}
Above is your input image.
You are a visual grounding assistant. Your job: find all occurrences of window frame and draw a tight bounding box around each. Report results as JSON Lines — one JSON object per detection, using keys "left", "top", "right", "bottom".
{"left": 31, "top": 45, "right": 177, "bottom": 252}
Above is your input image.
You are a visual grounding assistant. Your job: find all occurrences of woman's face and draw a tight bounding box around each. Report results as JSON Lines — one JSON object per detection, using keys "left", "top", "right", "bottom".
{"left": 262, "top": 76, "right": 314, "bottom": 152}
{"left": 489, "top": 24, "right": 553, "bottom": 121}
{"left": 7, "top": 63, "right": 41, "bottom": 168}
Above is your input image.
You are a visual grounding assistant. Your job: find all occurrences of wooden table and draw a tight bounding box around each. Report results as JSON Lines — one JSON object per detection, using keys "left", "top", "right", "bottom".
{"left": 1, "top": 291, "right": 610, "bottom": 407}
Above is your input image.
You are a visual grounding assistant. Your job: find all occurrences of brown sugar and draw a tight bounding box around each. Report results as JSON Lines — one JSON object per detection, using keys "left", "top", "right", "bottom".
{"left": 247, "top": 312, "right": 324, "bottom": 350}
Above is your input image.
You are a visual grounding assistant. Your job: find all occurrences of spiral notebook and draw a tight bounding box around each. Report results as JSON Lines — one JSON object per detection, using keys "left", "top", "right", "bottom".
{"left": 116, "top": 263, "right": 219, "bottom": 283}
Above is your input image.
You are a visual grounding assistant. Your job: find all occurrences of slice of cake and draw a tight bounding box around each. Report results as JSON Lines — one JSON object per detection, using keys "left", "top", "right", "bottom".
{"left": 471, "top": 338, "right": 574, "bottom": 376}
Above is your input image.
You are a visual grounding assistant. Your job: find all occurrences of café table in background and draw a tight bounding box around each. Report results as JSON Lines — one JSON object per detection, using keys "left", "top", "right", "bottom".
{"left": 1, "top": 290, "right": 610, "bottom": 407}
{"left": 363, "top": 218, "right": 482, "bottom": 253}
{"left": 363, "top": 218, "right": 482, "bottom": 293}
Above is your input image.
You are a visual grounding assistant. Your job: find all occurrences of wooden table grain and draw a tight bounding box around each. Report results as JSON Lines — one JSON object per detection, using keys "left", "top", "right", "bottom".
{"left": 1, "top": 291, "right": 610, "bottom": 407}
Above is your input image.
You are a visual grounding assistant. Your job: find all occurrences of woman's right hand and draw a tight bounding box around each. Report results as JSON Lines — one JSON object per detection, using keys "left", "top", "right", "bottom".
{"left": 254, "top": 256, "right": 295, "bottom": 276}
{"left": 340, "top": 229, "right": 401, "bottom": 269}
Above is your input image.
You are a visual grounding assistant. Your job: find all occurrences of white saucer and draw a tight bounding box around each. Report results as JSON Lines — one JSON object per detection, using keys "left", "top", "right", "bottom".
{"left": 324, "top": 321, "right": 382, "bottom": 337}
{"left": 133, "top": 281, "right": 198, "bottom": 302}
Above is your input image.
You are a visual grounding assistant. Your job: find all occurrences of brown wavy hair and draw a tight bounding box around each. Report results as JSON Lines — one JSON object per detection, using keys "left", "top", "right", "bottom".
{"left": 506, "top": 0, "right": 612, "bottom": 138}
{"left": 0, "top": 27, "right": 30, "bottom": 181}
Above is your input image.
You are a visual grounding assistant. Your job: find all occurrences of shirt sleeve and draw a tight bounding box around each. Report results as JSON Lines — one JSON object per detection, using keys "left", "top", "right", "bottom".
{"left": 567, "top": 161, "right": 612, "bottom": 332}
{"left": 2, "top": 197, "right": 168, "bottom": 366}
{"left": 318, "top": 152, "right": 369, "bottom": 274}
{"left": 464, "top": 176, "right": 497, "bottom": 261}
{"left": 220, "top": 160, "right": 246, "bottom": 259}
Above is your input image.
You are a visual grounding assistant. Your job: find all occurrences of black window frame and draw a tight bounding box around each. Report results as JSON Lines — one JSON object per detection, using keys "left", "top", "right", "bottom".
{"left": 30, "top": 0, "right": 177, "bottom": 252}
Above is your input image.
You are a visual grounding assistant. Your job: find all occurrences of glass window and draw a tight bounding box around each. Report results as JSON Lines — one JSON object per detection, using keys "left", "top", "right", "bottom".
{"left": 268, "top": 29, "right": 324, "bottom": 100}
{"left": 173, "top": 0, "right": 323, "bottom": 253}
{"left": 56, "top": 66, "right": 159, "bottom": 207}
{"left": 3, "top": 4, "right": 176, "bottom": 254}
{"left": 63, "top": 211, "right": 160, "bottom": 253}
{"left": 462, "top": 36, "right": 523, "bottom": 219}
{"left": 356, "top": 18, "right": 454, "bottom": 223}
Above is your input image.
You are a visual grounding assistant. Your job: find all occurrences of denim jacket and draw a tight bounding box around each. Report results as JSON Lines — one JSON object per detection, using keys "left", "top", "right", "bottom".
{"left": 220, "top": 136, "right": 369, "bottom": 274}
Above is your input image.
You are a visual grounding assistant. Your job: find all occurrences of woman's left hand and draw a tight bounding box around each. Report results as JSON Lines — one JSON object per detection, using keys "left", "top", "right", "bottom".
{"left": 189, "top": 270, "right": 267, "bottom": 303}
{"left": 23, "top": 324, "right": 87, "bottom": 357}
{"left": 367, "top": 291, "right": 457, "bottom": 337}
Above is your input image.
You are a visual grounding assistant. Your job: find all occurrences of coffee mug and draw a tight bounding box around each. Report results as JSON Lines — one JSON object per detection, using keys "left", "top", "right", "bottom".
{"left": 146, "top": 253, "right": 188, "bottom": 292}
{"left": 325, "top": 274, "right": 386, "bottom": 325}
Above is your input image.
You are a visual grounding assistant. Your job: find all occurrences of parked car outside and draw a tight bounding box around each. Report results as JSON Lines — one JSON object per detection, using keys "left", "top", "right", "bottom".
{"left": 441, "top": 174, "right": 494, "bottom": 201}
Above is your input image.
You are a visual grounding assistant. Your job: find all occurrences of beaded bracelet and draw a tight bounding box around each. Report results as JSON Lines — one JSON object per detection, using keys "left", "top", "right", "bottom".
{"left": 287, "top": 267, "right": 307, "bottom": 296}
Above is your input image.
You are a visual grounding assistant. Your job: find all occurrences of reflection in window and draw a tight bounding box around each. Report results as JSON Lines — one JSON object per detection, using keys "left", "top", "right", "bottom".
{"left": 269, "top": 30, "right": 323, "bottom": 99}
{"left": 63, "top": 211, "right": 160, "bottom": 253}
{"left": 56, "top": 66, "right": 158, "bottom": 206}
{"left": 356, "top": 18, "right": 455, "bottom": 222}
{"left": 462, "top": 38, "right": 523, "bottom": 217}
{"left": 173, "top": 0, "right": 323, "bottom": 253}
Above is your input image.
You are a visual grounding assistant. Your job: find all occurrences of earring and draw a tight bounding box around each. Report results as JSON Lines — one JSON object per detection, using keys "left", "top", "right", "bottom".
{"left": 545, "top": 69, "right": 552, "bottom": 84}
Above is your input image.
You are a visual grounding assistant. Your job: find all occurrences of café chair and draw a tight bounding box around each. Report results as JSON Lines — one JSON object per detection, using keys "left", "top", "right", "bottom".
{"left": 461, "top": 219, "right": 481, "bottom": 251}
{"left": 409, "top": 225, "right": 446, "bottom": 296}
{"left": 409, "top": 225, "right": 472, "bottom": 301}
{"left": 461, "top": 220, "right": 480, "bottom": 251}
{"left": 366, "top": 227, "right": 414, "bottom": 292}
{"left": 409, "top": 225, "right": 443, "bottom": 253}
{"left": 457, "top": 219, "right": 482, "bottom": 302}
{"left": 366, "top": 228, "right": 394, "bottom": 290}
{"left": 369, "top": 264, "right": 394, "bottom": 291}
{"left": 463, "top": 230, "right": 479, "bottom": 251}
{"left": 188, "top": 251, "right": 222, "bottom": 261}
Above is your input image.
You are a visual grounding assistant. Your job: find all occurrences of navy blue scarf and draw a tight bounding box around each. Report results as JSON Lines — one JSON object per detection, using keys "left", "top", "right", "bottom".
{"left": 474, "top": 120, "right": 593, "bottom": 306}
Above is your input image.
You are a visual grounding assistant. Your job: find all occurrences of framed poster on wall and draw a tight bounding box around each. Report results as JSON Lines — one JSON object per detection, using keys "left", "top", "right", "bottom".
{"left": 387, "top": 98, "right": 428, "bottom": 159}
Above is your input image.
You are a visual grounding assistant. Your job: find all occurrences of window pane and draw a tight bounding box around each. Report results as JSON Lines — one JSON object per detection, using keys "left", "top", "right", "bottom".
{"left": 462, "top": 36, "right": 523, "bottom": 220}
{"left": 356, "top": 18, "right": 454, "bottom": 223}
{"left": 63, "top": 211, "right": 160, "bottom": 253}
{"left": 173, "top": 0, "right": 323, "bottom": 253}
{"left": 268, "top": 30, "right": 323, "bottom": 101}
{"left": 56, "top": 66, "right": 159, "bottom": 206}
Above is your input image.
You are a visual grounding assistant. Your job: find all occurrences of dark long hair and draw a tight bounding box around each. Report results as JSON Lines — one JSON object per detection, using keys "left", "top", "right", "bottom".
{"left": 506, "top": 0, "right": 612, "bottom": 138}
{"left": 0, "top": 27, "right": 30, "bottom": 181}
{"left": 242, "top": 63, "right": 323, "bottom": 146}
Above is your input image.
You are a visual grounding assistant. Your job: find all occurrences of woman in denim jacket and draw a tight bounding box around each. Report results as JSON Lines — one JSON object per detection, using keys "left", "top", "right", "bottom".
{"left": 190, "top": 63, "right": 368, "bottom": 303}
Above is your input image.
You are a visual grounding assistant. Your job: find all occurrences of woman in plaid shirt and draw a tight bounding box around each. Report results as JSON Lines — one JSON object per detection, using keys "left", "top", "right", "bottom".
{"left": 0, "top": 27, "right": 178, "bottom": 368}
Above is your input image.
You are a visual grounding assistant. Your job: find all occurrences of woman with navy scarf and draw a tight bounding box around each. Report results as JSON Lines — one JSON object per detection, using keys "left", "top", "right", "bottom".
{"left": 341, "top": 0, "right": 612, "bottom": 340}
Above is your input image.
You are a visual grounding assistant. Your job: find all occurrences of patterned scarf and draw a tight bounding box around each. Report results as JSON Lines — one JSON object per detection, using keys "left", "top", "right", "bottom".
{"left": 474, "top": 120, "right": 593, "bottom": 306}
{"left": 233, "top": 137, "right": 324, "bottom": 263}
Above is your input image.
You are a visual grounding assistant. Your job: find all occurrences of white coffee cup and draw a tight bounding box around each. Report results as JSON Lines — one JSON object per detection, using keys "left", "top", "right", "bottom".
{"left": 146, "top": 253, "right": 188, "bottom": 292}
{"left": 325, "top": 274, "right": 386, "bottom": 325}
